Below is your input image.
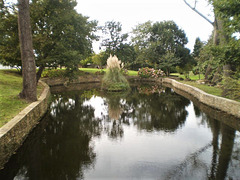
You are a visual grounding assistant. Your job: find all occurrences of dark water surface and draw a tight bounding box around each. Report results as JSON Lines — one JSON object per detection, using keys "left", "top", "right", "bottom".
{"left": 0, "top": 84, "right": 240, "bottom": 180}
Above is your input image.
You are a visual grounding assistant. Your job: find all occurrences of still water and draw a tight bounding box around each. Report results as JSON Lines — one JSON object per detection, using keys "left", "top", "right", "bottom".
{"left": 0, "top": 84, "right": 240, "bottom": 180}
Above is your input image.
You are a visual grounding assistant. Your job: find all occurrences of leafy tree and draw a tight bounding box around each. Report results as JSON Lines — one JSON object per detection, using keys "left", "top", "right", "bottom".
{"left": 100, "top": 21, "right": 136, "bottom": 69}
{"left": 0, "top": 0, "right": 97, "bottom": 81}
{"left": 192, "top": 37, "right": 204, "bottom": 58}
{"left": 159, "top": 52, "right": 180, "bottom": 76}
{"left": 132, "top": 21, "right": 191, "bottom": 74}
{"left": 184, "top": 0, "right": 240, "bottom": 86}
{"left": 31, "top": 0, "right": 97, "bottom": 80}
{"left": 101, "top": 21, "right": 128, "bottom": 55}
{"left": 132, "top": 20, "right": 192, "bottom": 72}
{"left": 131, "top": 21, "right": 152, "bottom": 68}
{"left": 0, "top": 2, "right": 21, "bottom": 70}
{"left": 116, "top": 43, "right": 137, "bottom": 69}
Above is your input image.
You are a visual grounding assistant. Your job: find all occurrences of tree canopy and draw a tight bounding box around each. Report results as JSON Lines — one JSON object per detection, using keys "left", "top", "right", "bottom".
{"left": 0, "top": 0, "right": 97, "bottom": 80}
{"left": 131, "top": 20, "right": 192, "bottom": 74}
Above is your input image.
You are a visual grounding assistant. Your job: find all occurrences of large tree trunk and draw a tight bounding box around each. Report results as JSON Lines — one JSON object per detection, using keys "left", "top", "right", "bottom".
{"left": 18, "top": 0, "right": 37, "bottom": 102}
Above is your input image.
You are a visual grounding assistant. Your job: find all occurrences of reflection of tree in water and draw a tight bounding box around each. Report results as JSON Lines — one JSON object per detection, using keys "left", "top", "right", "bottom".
{"left": 193, "top": 105, "right": 239, "bottom": 180}
{"left": 0, "top": 92, "right": 102, "bottom": 180}
{"left": 163, "top": 105, "right": 239, "bottom": 180}
{"left": 124, "top": 85, "right": 191, "bottom": 132}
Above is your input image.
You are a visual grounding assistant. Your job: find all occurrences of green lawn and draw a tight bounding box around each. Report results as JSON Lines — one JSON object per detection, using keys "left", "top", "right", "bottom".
{"left": 0, "top": 70, "right": 43, "bottom": 127}
{"left": 171, "top": 72, "right": 204, "bottom": 80}
{"left": 170, "top": 72, "right": 222, "bottom": 97}
{"left": 79, "top": 68, "right": 138, "bottom": 76}
{"left": 179, "top": 81, "right": 223, "bottom": 97}
{"left": 79, "top": 68, "right": 105, "bottom": 74}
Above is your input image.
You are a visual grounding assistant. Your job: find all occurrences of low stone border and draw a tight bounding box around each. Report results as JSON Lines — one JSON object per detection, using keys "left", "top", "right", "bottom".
{"left": 0, "top": 80, "right": 50, "bottom": 169}
{"left": 162, "top": 78, "right": 240, "bottom": 119}
{"left": 41, "top": 75, "right": 142, "bottom": 87}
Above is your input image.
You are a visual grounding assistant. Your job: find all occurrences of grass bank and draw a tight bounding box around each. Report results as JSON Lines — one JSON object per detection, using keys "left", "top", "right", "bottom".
{"left": 171, "top": 72, "right": 204, "bottom": 80}
{"left": 0, "top": 70, "right": 44, "bottom": 127}
{"left": 170, "top": 73, "right": 223, "bottom": 97}
{"left": 79, "top": 68, "right": 138, "bottom": 76}
{"left": 179, "top": 81, "right": 222, "bottom": 97}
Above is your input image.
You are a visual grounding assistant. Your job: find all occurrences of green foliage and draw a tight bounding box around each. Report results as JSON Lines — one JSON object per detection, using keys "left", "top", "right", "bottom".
{"left": 192, "top": 37, "right": 204, "bottom": 58}
{"left": 213, "top": 0, "right": 240, "bottom": 37}
{"left": 138, "top": 67, "right": 153, "bottom": 78}
{"left": 176, "top": 63, "right": 193, "bottom": 79}
{"left": 0, "top": 0, "right": 97, "bottom": 77}
{"left": 95, "top": 70, "right": 105, "bottom": 75}
{"left": 222, "top": 76, "right": 240, "bottom": 101}
{"left": 91, "top": 52, "right": 106, "bottom": 67}
{"left": 102, "top": 68, "right": 129, "bottom": 91}
{"left": 101, "top": 21, "right": 137, "bottom": 69}
{"left": 131, "top": 20, "right": 192, "bottom": 72}
{"left": 80, "top": 56, "right": 93, "bottom": 67}
{"left": 0, "top": 3, "right": 21, "bottom": 68}
{"left": 102, "top": 55, "right": 129, "bottom": 91}
{"left": 120, "top": 68, "right": 129, "bottom": 76}
{"left": 101, "top": 21, "right": 128, "bottom": 55}
{"left": 41, "top": 69, "right": 66, "bottom": 78}
{"left": 158, "top": 52, "right": 181, "bottom": 76}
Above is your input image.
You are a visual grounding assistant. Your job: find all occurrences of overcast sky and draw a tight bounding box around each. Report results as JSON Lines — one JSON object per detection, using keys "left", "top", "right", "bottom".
{"left": 76, "top": 0, "right": 214, "bottom": 53}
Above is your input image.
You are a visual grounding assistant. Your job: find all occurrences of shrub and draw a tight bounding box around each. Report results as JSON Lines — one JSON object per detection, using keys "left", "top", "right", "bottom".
{"left": 95, "top": 70, "right": 105, "bottom": 75}
{"left": 138, "top": 67, "right": 165, "bottom": 78}
{"left": 102, "top": 55, "right": 129, "bottom": 91}
{"left": 41, "top": 69, "right": 66, "bottom": 78}
{"left": 222, "top": 77, "right": 240, "bottom": 101}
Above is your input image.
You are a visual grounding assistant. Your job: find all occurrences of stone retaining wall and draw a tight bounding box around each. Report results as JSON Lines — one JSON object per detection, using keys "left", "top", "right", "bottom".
{"left": 42, "top": 75, "right": 102, "bottom": 86}
{"left": 0, "top": 81, "right": 50, "bottom": 169}
{"left": 162, "top": 78, "right": 240, "bottom": 119}
{"left": 42, "top": 75, "right": 142, "bottom": 87}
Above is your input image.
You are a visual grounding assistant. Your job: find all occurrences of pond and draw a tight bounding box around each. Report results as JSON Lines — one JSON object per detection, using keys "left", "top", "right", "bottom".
{"left": 0, "top": 83, "right": 240, "bottom": 180}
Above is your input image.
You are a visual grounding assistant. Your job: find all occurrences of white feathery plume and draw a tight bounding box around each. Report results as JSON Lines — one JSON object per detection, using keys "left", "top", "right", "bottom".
{"left": 107, "top": 55, "right": 121, "bottom": 69}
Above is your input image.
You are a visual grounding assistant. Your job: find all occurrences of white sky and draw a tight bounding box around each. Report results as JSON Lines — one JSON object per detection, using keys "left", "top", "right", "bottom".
{"left": 76, "top": 0, "right": 214, "bottom": 53}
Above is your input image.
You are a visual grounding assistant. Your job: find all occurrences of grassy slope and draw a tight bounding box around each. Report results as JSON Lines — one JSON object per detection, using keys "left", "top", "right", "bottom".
{"left": 179, "top": 81, "right": 222, "bottom": 97}
{"left": 171, "top": 72, "right": 223, "bottom": 97}
{"left": 171, "top": 72, "right": 205, "bottom": 80}
{"left": 0, "top": 70, "right": 43, "bottom": 127}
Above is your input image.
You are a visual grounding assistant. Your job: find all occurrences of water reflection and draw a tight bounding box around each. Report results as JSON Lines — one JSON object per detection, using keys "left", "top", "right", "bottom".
{"left": 0, "top": 84, "right": 239, "bottom": 179}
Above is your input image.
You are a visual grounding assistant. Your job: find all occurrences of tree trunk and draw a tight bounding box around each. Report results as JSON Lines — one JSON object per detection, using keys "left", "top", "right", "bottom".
{"left": 36, "top": 65, "right": 45, "bottom": 83}
{"left": 18, "top": 0, "right": 37, "bottom": 102}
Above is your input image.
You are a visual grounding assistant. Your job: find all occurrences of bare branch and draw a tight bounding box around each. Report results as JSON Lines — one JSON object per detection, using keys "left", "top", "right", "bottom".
{"left": 183, "top": 0, "right": 214, "bottom": 26}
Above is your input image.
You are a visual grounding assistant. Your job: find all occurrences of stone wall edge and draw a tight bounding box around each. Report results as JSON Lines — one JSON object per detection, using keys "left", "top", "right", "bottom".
{"left": 162, "top": 78, "right": 240, "bottom": 118}
{"left": 0, "top": 80, "right": 50, "bottom": 169}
